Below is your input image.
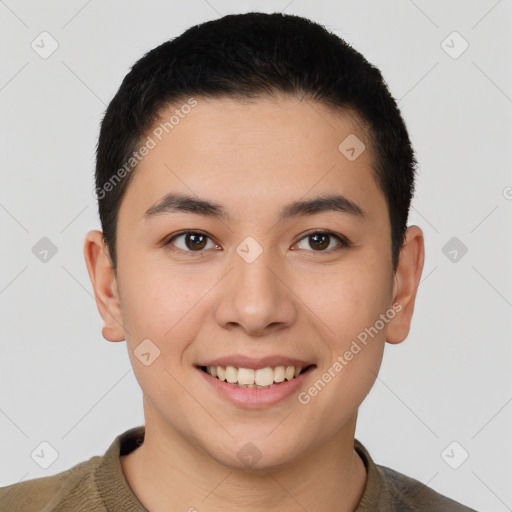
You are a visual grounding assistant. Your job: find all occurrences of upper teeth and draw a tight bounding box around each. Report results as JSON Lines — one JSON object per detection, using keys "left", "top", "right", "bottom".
{"left": 207, "top": 365, "right": 303, "bottom": 386}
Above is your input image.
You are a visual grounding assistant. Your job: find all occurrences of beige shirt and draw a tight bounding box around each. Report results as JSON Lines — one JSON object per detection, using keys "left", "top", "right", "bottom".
{"left": 0, "top": 425, "right": 477, "bottom": 511}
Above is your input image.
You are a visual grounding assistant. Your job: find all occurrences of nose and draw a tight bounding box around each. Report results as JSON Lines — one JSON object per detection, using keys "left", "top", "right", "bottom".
{"left": 213, "top": 243, "right": 297, "bottom": 337}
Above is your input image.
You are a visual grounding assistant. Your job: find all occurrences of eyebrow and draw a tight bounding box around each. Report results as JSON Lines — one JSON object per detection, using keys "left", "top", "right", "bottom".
{"left": 143, "top": 192, "right": 365, "bottom": 223}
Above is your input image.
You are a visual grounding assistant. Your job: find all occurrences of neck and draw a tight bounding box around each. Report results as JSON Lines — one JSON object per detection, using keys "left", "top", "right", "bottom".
{"left": 121, "top": 411, "right": 367, "bottom": 512}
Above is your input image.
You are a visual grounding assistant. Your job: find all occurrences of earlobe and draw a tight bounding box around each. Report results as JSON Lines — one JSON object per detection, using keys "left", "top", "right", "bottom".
{"left": 386, "top": 226, "right": 425, "bottom": 345}
{"left": 83, "top": 230, "right": 126, "bottom": 342}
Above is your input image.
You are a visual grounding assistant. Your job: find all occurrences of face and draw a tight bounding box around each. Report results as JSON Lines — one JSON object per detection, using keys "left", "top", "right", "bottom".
{"left": 85, "top": 95, "right": 423, "bottom": 470}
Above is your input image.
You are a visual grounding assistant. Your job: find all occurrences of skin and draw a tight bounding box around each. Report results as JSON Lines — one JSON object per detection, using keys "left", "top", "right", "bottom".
{"left": 84, "top": 95, "right": 424, "bottom": 512}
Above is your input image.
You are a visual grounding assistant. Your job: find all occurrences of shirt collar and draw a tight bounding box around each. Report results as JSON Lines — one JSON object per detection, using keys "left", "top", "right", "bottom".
{"left": 94, "top": 426, "right": 385, "bottom": 511}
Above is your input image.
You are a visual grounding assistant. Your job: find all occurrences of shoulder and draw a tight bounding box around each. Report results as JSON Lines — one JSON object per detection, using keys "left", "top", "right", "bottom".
{"left": 354, "top": 439, "right": 478, "bottom": 512}
{"left": 0, "top": 455, "right": 103, "bottom": 512}
{"left": 0, "top": 426, "right": 145, "bottom": 512}
{"left": 377, "top": 463, "right": 478, "bottom": 511}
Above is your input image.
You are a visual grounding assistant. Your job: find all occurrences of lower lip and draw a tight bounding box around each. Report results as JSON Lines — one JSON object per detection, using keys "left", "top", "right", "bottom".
{"left": 197, "top": 366, "right": 315, "bottom": 409}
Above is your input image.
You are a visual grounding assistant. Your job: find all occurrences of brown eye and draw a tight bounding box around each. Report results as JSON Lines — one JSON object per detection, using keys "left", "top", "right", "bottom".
{"left": 184, "top": 233, "right": 207, "bottom": 250}
{"left": 166, "top": 231, "right": 218, "bottom": 252}
{"left": 308, "top": 233, "right": 330, "bottom": 250}
{"left": 296, "top": 231, "right": 348, "bottom": 252}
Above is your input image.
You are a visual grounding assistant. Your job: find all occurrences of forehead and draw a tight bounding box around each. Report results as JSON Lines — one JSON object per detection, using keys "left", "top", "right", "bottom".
{"left": 150, "top": 95, "right": 369, "bottom": 162}
{"left": 119, "top": 95, "right": 386, "bottom": 225}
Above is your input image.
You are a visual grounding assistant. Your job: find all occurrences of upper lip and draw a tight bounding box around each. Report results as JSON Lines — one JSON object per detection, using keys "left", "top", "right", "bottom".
{"left": 197, "top": 355, "right": 315, "bottom": 370}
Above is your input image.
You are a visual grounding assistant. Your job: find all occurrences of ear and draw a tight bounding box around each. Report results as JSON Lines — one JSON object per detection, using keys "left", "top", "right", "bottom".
{"left": 83, "top": 230, "right": 126, "bottom": 342}
{"left": 386, "top": 225, "right": 425, "bottom": 344}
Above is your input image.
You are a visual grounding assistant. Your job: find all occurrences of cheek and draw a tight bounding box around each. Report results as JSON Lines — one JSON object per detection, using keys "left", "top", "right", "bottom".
{"left": 299, "top": 270, "right": 389, "bottom": 422}
{"left": 117, "top": 261, "right": 217, "bottom": 356}
{"left": 296, "top": 266, "right": 392, "bottom": 346}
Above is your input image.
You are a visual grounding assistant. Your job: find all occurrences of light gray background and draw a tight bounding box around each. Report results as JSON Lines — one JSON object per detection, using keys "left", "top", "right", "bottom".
{"left": 1, "top": 1, "right": 511, "bottom": 510}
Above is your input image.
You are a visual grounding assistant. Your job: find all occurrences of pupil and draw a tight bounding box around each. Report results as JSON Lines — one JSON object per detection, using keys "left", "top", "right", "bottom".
{"left": 186, "top": 233, "right": 207, "bottom": 250}
{"left": 310, "top": 233, "right": 329, "bottom": 250}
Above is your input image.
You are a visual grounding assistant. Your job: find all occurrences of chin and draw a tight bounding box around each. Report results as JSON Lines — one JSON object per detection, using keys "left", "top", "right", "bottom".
{"left": 205, "top": 434, "right": 301, "bottom": 472}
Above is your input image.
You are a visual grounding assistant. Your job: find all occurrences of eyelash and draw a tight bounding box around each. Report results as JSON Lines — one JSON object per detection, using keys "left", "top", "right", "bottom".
{"left": 164, "top": 230, "right": 350, "bottom": 256}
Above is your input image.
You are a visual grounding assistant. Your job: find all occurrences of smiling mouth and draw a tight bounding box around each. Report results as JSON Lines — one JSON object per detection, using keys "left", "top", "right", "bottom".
{"left": 199, "top": 364, "right": 315, "bottom": 388}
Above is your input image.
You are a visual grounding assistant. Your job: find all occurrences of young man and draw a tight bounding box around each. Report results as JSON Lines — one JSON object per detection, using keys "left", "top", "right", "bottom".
{"left": 0, "top": 12, "right": 477, "bottom": 512}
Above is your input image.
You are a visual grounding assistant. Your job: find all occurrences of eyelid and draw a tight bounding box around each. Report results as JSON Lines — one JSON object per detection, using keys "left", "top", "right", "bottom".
{"left": 165, "top": 229, "right": 350, "bottom": 255}
{"left": 294, "top": 230, "right": 350, "bottom": 251}
{"left": 165, "top": 230, "right": 220, "bottom": 254}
